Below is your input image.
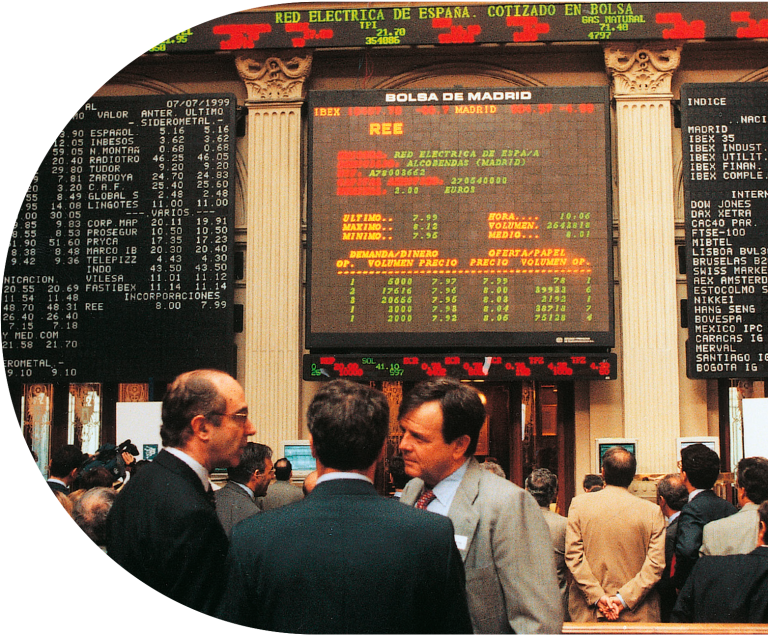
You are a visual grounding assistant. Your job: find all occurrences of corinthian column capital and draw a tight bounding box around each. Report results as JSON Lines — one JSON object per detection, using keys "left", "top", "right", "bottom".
{"left": 603, "top": 42, "right": 682, "bottom": 98}
{"left": 235, "top": 53, "right": 313, "bottom": 103}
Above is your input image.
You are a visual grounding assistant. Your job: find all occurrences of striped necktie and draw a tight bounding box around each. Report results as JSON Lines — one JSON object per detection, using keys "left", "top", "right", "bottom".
{"left": 415, "top": 488, "right": 436, "bottom": 510}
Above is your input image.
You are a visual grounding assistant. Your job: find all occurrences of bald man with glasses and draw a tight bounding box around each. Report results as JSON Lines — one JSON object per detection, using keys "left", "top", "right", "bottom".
{"left": 107, "top": 369, "right": 256, "bottom": 616}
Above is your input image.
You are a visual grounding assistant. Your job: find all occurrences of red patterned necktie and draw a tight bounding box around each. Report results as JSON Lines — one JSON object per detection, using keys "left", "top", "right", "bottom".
{"left": 415, "top": 488, "right": 436, "bottom": 510}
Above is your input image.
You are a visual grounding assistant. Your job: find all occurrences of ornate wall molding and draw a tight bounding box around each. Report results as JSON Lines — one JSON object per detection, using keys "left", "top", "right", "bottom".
{"left": 235, "top": 53, "right": 313, "bottom": 102}
{"left": 603, "top": 43, "right": 682, "bottom": 97}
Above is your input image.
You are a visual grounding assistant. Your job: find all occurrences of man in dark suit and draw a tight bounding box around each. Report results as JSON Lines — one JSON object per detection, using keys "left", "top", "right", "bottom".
{"left": 671, "top": 500, "right": 768, "bottom": 622}
{"left": 47, "top": 444, "right": 85, "bottom": 495}
{"left": 215, "top": 441, "right": 273, "bottom": 535}
{"left": 106, "top": 369, "right": 256, "bottom": 616}
{"left": 674, "top": 443, "right": 736, "bottom": 590}
{"left": 217, "top": 379, "right": 471, "bottom": 634}
{"left": 398, "top": 378, "right": 562, "bottom": 634}
{"left": 655, "top": 472, "right": 689, "bottom": 621}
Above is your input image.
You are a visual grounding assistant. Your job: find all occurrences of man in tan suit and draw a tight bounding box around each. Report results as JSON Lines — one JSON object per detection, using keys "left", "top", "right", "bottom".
{"left": 566, "top": 446, "right": 666, "bottom": 622}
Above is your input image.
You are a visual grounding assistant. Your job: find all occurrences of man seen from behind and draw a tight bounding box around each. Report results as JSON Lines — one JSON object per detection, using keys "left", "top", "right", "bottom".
{"left": 566, "top": 446, "right": 666, "bottom": 622}
{"left": 217, "top": 379, "right": 472, "bottom": 634}
{"left": 674, "top": 442, "right": 736, "bottom": 589}
{"left": 672, "top": 499, "right": 768, "bottom": 622}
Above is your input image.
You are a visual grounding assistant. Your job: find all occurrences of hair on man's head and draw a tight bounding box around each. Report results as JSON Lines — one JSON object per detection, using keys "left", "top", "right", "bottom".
{"left": 737, "top": 457, "right": 768, "bottom": 505}
{"left": 680, "top": 443, "right": 721, "bottom": 490}
{"left": 657, "top": 473, "right": 688, "bottom": 511}
{"left": 602, "top": 446, "right": 636, "bottom": 488}
{"left": 228, "top": 443, "right": 273, "bottom": 484}
{"left": 161, "top": 369, "right": 229, "bottom": 448}
{"left": 308, "top": 380, "right": 389, "bottom": 472}
{"left": 525, "top": 468, "right": 558, "bottom": 507}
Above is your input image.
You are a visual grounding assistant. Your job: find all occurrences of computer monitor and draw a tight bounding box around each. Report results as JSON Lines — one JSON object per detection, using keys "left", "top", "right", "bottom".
{"left": 677, "top": 436, "right": 720, "bottom": 456}
{"left": 595, "top": 438, "right": 638, "bottom": 473}
{"left": 280, "top": 440, "right": 316, "bottom": 479}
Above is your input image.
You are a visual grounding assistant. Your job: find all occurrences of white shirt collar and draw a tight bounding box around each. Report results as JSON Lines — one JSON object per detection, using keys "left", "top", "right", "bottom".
{"left": 316, "top": 472, "right": 373, "bottom": 485}
{"left": 667, "top": 510, "right": 681, "bottom": 524}
{"left": 688, "top": 488, "right": 705, "bottom": 501}
{"left": 426, "top": 459, "right": 470, "bottom": 516}
{"left": 165, "top": 447, "right": 212, "bottom": 491}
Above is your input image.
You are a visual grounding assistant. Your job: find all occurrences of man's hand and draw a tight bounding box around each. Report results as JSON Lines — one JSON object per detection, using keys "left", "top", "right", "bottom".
{"left": 596, "top": 595, "right": 624, "bottom": 621}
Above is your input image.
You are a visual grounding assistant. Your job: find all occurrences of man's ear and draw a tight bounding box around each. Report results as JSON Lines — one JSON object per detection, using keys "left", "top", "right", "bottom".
{"left": 451, "top": 434, "right": 471, "bottom": 460}
{"left": 759, "top": 520, "right": 767, "bottom": 547}
{"left": 190, "top": 413, "right": 211, "bottom": 440}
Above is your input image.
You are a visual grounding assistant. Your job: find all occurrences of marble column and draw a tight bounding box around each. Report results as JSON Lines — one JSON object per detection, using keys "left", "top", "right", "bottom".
{"left": 235, "top": 53, "right": 312, "bottom": 454}
{"left": 604, "top": 43, "right": 683, "bottom": 473}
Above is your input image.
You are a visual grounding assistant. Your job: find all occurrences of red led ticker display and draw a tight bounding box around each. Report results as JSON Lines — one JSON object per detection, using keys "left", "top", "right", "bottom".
{"left": 149, "top": 4, "right": 768, "bottom": 53}
{"left": 303, "top": 353, "right": 617, "bottom": 381}
{"left": 306, "top": 88, "right": 614, "bottom": 351}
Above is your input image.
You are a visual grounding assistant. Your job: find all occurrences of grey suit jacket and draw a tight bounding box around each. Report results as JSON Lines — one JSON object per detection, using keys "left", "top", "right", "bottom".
{"left": 401, "top": 458, "right": 563, "bottom": 634}
{"left": 700, "top": 502, "right": 759, "bottom": 556}
{"left": 541, "top": 507, "right": 570, "bottom": 618}
{"left": 214, "top": 481, "right": 260, "bottom": 536}
{"left": 262, "top": 479, "right": 304, "bottom": 511}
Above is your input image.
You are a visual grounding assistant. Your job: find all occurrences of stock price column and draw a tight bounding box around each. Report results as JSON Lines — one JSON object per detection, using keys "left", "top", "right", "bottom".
{"left": 683, "top": 83, "right": 767, "bottom": 378}
{"left": 2, "top": 94, "right": 237, "bottom": 382}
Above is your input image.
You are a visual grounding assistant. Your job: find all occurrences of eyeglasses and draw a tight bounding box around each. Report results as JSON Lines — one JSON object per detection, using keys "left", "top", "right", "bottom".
{"left": 211, "top": 411, "right": 250, "bottom": 422}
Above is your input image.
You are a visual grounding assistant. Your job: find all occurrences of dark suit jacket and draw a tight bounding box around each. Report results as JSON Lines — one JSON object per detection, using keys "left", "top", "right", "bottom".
{"left": 106, "top": 449, "right": 229, "bottom": 616}
{"left": 217, "top": 478, "right": 472, "bottom": 634}
{"left": 674, "top": 489, "right": 736, "bottom": 589}
{"left": 671, "top": 547, "right": 768, "bottom": 622}
{"left": 656, "top": 515, "right": 679, "bottom": 621}
{"left": 214, "top": 480, "right": 260, "bottom": 536}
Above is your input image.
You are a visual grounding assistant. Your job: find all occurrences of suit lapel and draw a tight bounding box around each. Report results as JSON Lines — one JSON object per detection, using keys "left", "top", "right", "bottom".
{"left": 447, "top": 459, "right": 482, "bottom": 562}
{"left": 400, "top": 462, "right": 482, "bottom": 561}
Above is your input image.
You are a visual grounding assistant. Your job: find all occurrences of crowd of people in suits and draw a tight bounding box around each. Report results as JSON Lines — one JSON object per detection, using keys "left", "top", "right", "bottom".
{"left": 43, "top": 369, "right": 768, "bottom": 632}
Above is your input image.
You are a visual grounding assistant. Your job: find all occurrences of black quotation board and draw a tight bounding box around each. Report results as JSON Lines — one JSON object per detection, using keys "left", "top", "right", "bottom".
{"left": 682, "top": 83, "right": 767, "bottom": 379}
{"left": 2, "top": 94, "right": 237, "bottom": 383}
{"left": 306, "top": 87, "right": 614, "bottom": 351}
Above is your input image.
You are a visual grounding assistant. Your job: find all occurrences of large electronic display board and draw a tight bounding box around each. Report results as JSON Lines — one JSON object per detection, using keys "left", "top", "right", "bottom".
{"left": 682, "top": 83, "right": 767, "bottom": 379}
{"left": 307, "top": 87, "right": 614, "bottom": 351}
{"left": 2, "top": 94, "right": 237, "bottom": 382}
{"left": 150, "top": 3, "right": 768, "bottom": 52}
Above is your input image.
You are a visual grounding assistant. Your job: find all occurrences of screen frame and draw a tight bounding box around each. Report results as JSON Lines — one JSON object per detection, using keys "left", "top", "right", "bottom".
{"left": 305, "top": 87, "right": 614, "bottom": 352}
{"left": 595, "top": 437, "right": 639, "bottom": 473}
{"left": 280, "top": 439, "right": 317, "bottom": 478}
{"left": 676, "top": 436, "right": 721, "bottom": 457}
